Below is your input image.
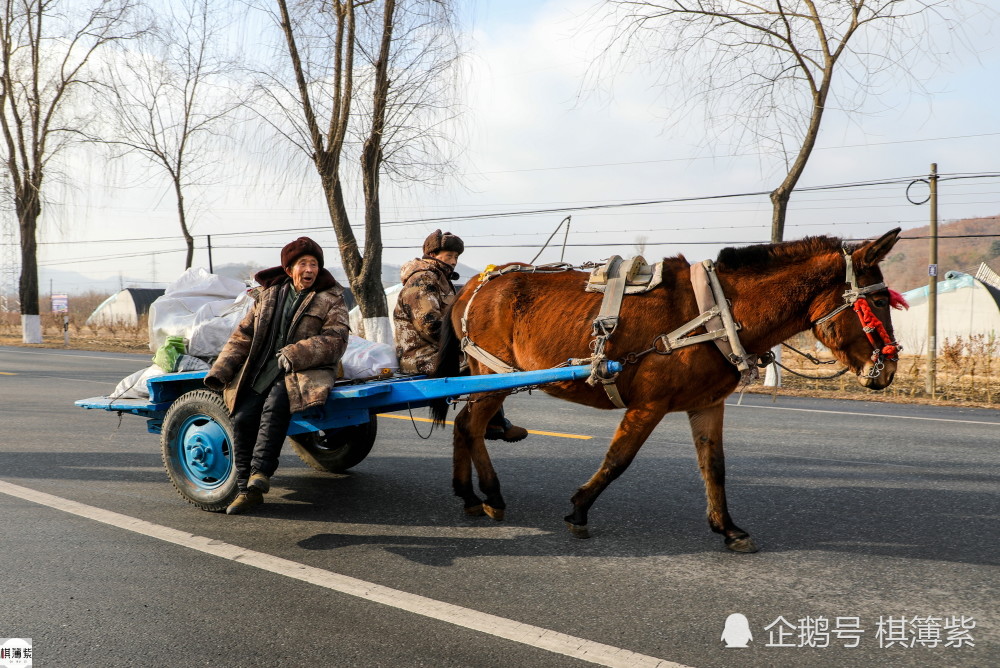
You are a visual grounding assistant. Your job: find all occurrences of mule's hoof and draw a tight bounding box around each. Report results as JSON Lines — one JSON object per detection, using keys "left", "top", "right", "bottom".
{"left": 565, "top": 521, "right": 590, "bottom": 539}
{"left": 483, "top": 504, "right": 505, "bottom": 521}
{"left": 725, "top": 536, "right": 759, "bottom": 553}
{"left": 464, "top": 504, "right": 486, "bottom": 517}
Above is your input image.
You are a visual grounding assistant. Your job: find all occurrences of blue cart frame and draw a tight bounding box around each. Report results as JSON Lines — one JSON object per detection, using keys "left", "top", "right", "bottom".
{"left": 77, "top": 363, "right": 616, "bottom": 511}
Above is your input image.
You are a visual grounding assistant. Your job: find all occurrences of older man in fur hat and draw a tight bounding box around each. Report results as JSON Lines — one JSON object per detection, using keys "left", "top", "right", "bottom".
{"left": 393, "top": 230, "right": 528, "bottom": 442}
{"left": 205, "top": 237, "right": 349, "bottom": 515}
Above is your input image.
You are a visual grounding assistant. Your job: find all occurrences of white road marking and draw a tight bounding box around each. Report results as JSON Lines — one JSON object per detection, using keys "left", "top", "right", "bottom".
{"left": 728, "top": 402, "right": 1000, "bottom": 426}
{"left": 0, "top": 480, "right": 689, "bottom": 668}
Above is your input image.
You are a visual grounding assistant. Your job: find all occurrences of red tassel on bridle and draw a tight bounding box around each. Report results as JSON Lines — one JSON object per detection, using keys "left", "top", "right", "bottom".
{"left": 888, "top": 288, "right": 909, "bottom": 310}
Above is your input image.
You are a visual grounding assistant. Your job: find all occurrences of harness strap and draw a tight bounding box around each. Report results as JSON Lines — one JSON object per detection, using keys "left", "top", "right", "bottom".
{"left": 813, "top": 249, "right": 887, "bottom": 326}
{"left": 461, "top": 336, "right": 520, "bottom": 374}
{"left": 590, "top": 256, "right": 628, "bottom": 408}
{"left": 691, "top": 261, "right": 757, "bottom": 377}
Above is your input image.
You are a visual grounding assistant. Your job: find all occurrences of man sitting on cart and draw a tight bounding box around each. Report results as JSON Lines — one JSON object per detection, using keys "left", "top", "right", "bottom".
{"left": 393, "top": 229, "right": 528, "bottom": 442}
{"left": 205, "top": 237, "right": 350, "bottom": 515}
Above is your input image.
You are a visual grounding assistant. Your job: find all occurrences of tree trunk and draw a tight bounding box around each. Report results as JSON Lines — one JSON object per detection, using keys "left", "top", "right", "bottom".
{"left": 17, "top": 184, "right": 41, "bottom": 343}
{"left": 769, "top": 187, "right": 791, "bottom": 243}
{"left": 769, "top": 85, "right": 830, "bottom": 243}
{"left": 350, "top": 0, "right": 395, "bottom": 342}
{"left": 173, "top": 178, "right": 194, "bottom": 269}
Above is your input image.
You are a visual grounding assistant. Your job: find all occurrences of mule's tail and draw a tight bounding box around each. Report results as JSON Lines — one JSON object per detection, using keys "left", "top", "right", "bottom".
{"left": 429, "top": 303, "right": 461, "bottom": 426}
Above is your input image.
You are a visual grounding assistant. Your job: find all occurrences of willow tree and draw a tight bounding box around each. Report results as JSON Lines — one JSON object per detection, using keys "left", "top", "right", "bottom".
{"left": 254, "top": 0, "right": 461, "bottom": 343}
{"left": 604, "top": 0, "right": 960, "bottom": 242}
{"left": 0, "top": 0, "right": 143, "bottom": 342}
{"left": 94, "top": 0, "right": 240, "bottom": 270}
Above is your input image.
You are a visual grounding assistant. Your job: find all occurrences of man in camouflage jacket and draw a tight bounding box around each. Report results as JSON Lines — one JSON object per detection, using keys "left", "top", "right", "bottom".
{"left": 393, "top": 230, "right": 528, "bottom": 442}
{"left": 205, "top": 237, "right": 349, "bottom": 514}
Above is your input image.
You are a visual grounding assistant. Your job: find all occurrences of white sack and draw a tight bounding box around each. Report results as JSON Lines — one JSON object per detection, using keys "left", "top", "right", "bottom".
{"left": 110, "top": 364, "right": 166, "bottom": 400}
{"left": 341, "top": 334, "right": 399, "bottom": 379}
{"left": 148, "top": 267, "right": 247, "bottom": 352}
{"left": 188, "top": 290, "right": 253, "bottom": 358}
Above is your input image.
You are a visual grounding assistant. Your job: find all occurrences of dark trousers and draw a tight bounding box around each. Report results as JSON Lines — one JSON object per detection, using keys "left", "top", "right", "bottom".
{"left": 231, "top": 376, "right": 291, "bottom": 492}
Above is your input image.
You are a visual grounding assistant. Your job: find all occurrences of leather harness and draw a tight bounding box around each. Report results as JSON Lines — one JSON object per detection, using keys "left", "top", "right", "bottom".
{"left": 459, "top": 259, "right": 765, "bottom": 409}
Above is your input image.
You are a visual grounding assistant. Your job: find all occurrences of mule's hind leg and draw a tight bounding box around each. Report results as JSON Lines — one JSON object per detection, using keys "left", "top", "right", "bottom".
{"left": 564, "top": 403, "right": 665, "bottom": 538}
{"left": 687, "top": 402, "right": 758, "bottom": 553}
{"left": 453, "top": 394, "right": 507, "bottom": 519}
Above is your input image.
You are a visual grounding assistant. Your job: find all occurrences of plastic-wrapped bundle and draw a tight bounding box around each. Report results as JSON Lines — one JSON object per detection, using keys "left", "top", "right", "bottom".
{"left": 340, "top": 335, "right": 399, "bottom": 379}
{"left": 147, "top": 268, "right": 247, "bottom": 353}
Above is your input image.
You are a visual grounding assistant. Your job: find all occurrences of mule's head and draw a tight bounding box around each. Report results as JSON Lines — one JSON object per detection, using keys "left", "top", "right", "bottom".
{"left": 811, "top": 228, "right": 903, "bottom": 390}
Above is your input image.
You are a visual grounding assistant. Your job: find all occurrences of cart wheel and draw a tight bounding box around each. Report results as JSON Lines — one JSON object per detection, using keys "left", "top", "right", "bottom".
{"left": 160, "top": 389, "right": 237, "bottom": 512}
{"left": 288, "top": 419, "right": 377, "bottom": 473}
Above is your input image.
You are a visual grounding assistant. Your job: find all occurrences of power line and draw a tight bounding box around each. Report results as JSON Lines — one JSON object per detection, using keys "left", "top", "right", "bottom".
{"left": 25, "top": 171, "right": 1000, "bottom": 257}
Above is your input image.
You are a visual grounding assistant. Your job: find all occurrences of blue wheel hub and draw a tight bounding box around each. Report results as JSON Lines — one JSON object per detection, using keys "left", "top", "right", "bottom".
{"left": 174, "top": 415, "right": 232, "bottom": 490}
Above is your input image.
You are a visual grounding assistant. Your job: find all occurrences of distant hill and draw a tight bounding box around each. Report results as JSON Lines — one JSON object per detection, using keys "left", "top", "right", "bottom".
{"left": 881, "top": 216, "right": 1000, "bottom": 292}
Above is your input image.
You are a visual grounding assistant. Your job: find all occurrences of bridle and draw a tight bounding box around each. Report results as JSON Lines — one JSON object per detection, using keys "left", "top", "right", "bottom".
{"left": 812, "top": 248, "right": 901, "bottom": 379}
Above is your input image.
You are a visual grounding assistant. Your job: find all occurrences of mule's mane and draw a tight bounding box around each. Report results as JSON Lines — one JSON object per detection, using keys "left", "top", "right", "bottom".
{"left": 715, "top": 235, "right": 847, "bottom": 272}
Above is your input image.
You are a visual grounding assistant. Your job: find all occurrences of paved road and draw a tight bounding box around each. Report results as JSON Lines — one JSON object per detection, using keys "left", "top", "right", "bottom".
{"left": 0, "top": 345, "right": 996, "bottom": 667}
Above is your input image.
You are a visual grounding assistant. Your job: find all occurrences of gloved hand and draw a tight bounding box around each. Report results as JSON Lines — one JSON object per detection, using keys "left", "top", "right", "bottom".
{"left": 277, "top": 351, "right": 293, "bottom": 373}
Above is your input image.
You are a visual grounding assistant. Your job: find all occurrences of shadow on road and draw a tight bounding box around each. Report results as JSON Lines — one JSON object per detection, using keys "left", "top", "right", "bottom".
{"left": 1, "top": 449, "right": 995, "bottom": 568}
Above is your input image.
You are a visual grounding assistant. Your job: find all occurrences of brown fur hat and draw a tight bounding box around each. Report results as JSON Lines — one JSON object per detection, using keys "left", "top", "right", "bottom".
{"left": 422, "top": 229, "right": 464, "bottom": 256}
{"left": 281, "top": 236, "right": 324, "bottom": 269}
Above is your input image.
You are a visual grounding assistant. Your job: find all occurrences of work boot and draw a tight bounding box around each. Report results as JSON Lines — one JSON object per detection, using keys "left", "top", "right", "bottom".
{"left": 226, "top": 489, "right": 263, "bottom": 515}
{"left": 485, "top": 418, "right": 529, "bottom": 443}
{"left": 248, "top": 471, "right": 271, "bottom": 494}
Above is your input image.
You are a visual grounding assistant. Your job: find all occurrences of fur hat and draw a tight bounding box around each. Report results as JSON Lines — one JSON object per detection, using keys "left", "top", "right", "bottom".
{"left": 281, "top": 236, "right": 324, "bottom": 269}
{"left": 422, "top": 229, "right": 464, "bottom": 256}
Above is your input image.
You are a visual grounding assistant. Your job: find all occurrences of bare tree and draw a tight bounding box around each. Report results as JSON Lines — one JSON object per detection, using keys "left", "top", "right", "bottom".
{"left": 603, "top": 0, "right": 964, "bottom": 241}
{"left": 0, "top": 0, "right": 144, "bottom": 342}
{"left": 94, "top": 0, "right": 240, "bottom": 270}
{"left": 252, "top": 0, "right": 461, "bottom": 343}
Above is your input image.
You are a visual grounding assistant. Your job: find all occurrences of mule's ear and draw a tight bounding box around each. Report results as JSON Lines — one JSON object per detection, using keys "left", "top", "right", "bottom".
{"left": 854, "top": 227, "right": 901, "bottom": 267}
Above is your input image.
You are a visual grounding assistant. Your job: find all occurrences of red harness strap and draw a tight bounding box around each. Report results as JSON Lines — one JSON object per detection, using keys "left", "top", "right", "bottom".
{"left": 852, "top": 298, "right": 899, "bottom": 359}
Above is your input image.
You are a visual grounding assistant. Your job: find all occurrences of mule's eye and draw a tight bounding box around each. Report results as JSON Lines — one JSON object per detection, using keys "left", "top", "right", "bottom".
{"left": 872, "top": 297, "right": 888, "bottom": 308}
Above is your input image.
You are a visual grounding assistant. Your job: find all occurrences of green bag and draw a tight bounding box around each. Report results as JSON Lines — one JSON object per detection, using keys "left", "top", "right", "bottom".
{"left": 153, "top": 336, "right": 187, "bottom": 372}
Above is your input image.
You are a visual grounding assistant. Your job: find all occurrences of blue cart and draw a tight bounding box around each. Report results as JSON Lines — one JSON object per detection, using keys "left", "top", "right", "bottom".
{"left": 76, "top": 364, "right": 614, "bottom": 511}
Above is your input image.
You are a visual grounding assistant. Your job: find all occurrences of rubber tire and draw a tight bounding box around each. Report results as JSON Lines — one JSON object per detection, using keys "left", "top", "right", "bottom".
{"left": 160, "top": 389, "right": 237, "bottom": 512}
{"left": 287, "top": 419, "right": 377, "bottom": 473}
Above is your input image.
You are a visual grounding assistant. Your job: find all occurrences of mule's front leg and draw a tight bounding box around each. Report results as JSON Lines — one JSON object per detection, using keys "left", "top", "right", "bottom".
{"left": 565, "top": 404, "right": 664, "bottom": 539}
{"left": 687, "top": 402, "right": 758, "bottom": 553}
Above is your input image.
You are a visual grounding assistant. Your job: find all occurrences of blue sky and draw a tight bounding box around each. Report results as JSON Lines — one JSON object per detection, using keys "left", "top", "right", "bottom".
{"left": 31, "top": 0, "right": 1000, "bottom": 292}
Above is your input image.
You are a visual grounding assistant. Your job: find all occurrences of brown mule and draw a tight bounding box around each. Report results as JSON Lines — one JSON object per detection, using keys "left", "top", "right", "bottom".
{"left": 431, "top": 229, "right": 903, "bottom": 552}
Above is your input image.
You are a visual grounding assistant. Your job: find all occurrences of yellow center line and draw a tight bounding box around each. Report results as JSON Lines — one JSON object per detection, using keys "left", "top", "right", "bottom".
{"left": 0, "top": 371, "right": 16, "bottom": 375}
{"left": 375, "top": 413, "right": 592, "bottom": 440}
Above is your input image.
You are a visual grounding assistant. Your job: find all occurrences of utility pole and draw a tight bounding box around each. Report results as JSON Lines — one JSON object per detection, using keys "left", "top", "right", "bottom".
{"left": 925, "top": 164, "right": 939, "bottom": 396}
{"left": 207, "top": 235, "right": 213, "bottom": 273}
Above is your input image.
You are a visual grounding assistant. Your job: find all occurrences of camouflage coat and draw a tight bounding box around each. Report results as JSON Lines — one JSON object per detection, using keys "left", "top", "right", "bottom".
{"left": 205, "top": 266, "right": 350, "bottom": 414}
{"left": 393, "top": 257, "right": 457, "bottom": 374}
